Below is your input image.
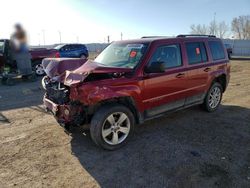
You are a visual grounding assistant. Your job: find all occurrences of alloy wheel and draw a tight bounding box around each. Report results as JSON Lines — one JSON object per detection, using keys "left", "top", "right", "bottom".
{"left": 102, "top": 112, "right": 130, "bottom": 145}
{"left": 208, "top": 86, "right": 221, "bottom": 109}
{"left": 35, "top": 64, "right": 45, "bottom": 75}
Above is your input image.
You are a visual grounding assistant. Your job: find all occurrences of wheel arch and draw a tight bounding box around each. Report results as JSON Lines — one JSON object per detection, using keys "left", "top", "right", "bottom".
{"left": 213, "top": 74, "right": 227, "bottom": 92}
{"left": 89, "top": 96, "right": 142, "bottom": 125}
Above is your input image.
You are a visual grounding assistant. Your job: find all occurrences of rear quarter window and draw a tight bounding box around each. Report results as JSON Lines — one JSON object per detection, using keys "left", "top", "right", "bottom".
{"left": 208, "top": 41, "right": 225, "bottom": 61}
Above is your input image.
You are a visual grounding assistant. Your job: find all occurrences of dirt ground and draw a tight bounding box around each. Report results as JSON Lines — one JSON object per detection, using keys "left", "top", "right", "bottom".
{"left": 0, "top": 60, "right": 249, "bottom": 188}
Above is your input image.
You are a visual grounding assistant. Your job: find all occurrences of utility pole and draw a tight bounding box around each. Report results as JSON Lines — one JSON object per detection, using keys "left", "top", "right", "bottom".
{"left": 107, "top": 35, "right": 110, "bottom": 43}
{"left": 42, "top": 29, "right": 46, "bottom": 45}
{"left": 58, "top": 31, "right": 61, "bottom": 44}
{"left": 121, "top": 32, "right": 123, "bottom": 40}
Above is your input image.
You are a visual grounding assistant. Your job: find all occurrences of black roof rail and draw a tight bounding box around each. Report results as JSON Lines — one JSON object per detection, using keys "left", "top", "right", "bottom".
{"left": 177, "top": 34, "right": 216, "bottom": 38}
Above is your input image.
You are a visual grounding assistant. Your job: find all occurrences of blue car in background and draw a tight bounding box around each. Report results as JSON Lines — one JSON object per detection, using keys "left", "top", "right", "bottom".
{"left": 54, "top": 44, "right": 89, "bottom": 58}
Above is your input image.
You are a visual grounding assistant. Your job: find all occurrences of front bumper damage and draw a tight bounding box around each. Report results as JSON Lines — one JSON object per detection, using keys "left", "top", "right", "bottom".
{"left": 43, "top": 97, "right": 85, "bottom": 124}
{"left": 42, "top": 78, "right": 86, "bottom": 125}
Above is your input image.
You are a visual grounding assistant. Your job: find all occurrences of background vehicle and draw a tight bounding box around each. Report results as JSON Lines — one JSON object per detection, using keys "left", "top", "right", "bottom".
{"left": 43, "top": 35, "right": 230, "bottom": 150}
{"left": 0, "top": 39, "right": 59, "bottom": 76}
{"left": 54, "top": 44, "right": 89, "bottom": 59}
{"left": 224, "top": 43, "right": 233, "bottom": 59}
{"left": 30, "top": 48, "right": 60, "bottom": 75}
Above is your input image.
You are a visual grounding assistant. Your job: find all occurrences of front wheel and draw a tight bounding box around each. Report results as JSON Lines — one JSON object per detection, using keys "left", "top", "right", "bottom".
{"left": 90, "top": 104, "right": 135, "bottom": 150}
{"left": 202, "top": 82, "right": 223, "bottom": 112}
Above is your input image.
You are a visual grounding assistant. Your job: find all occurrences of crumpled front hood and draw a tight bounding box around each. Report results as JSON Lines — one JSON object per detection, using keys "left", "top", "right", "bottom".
{"left": 43, "top": 58, "right": 132, "bottom": 86}
{"left": 64, "top": 60, "right": 132, "bottom": 86}
{"left": 42, "top": 58, "right": 87, "bottom": 79}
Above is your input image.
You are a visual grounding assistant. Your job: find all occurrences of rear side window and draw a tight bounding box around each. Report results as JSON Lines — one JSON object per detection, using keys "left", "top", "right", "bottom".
{"left": 208, "top": 41, "right": 225, "bottom": 60}
{"left": 148, "top": 44, "right": 182, "bottom": 69}
{"left": 186, "top": 42, "right": 207, "bottom": 65}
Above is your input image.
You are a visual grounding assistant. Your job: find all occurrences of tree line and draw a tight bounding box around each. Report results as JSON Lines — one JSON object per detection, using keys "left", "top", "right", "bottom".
{"left": 190, "top": 15, "right": 250, "bottom": 39}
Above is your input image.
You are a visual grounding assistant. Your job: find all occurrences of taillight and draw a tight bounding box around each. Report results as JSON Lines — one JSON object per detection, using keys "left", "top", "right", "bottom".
{"left": 55, "top": 52, "right": 60, "bottom": 58}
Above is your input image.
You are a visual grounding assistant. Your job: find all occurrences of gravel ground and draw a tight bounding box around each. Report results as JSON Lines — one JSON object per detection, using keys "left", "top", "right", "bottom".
{"left": 0, "top": 60, "right": 249, "bottom": 188}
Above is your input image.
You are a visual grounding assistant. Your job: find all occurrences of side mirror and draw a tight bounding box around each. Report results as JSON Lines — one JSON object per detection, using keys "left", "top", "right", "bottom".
{"left": 144, "top": 61, "right": 165, "bottom": 73}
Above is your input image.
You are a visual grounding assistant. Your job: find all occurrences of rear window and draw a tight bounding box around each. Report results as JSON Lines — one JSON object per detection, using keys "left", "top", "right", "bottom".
{"left": 186, "top": 42, "right": 207, "bottom": 65}
{"left": 208, "top": 41, "right": 225, "bottom": 60}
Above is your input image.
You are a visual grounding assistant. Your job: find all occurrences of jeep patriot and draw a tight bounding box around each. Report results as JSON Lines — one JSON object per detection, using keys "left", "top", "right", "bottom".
{"left": 43, "top": 34, "right": 230, "bottom": 150}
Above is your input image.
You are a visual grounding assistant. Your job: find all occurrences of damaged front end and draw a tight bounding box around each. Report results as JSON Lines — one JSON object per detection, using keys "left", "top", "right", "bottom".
{"left": 42, "top": 58, "right": 132, "bottom": 126}
{"left": 42, "top": 58, "right": 88, "bottom": 125}
{"left": 43, "top": 80, "right": 86, "bottom": 125}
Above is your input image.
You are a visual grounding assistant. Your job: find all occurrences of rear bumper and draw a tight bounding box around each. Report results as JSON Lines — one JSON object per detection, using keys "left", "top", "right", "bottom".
{"left": 43, "top": 96, "right": 84, "bottom": 124}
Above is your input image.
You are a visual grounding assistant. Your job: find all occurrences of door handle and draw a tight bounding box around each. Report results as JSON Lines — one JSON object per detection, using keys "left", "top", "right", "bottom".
{"left": 203, "top": 67, "right": 211, "bottom": 72}
{"left": 176, "top": 73, "right": 185, "bottom": 78}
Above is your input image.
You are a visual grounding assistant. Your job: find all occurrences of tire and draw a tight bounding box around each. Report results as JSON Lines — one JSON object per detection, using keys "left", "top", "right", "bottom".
{"left": 202, "top": 82, "right": 223, "bottom": 112}
{"left": 90, "top": 104, "right": 135, "bottom": 150}
{"left": 80, "top": 54, "right": 86, "bottom": 59}
{"left": 35, "top": 64, "right": 45, "bottom": 76}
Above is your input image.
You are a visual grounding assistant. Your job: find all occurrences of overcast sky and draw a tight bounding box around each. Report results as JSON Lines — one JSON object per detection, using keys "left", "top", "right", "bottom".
{"left": 0, "top": 0, "right": 249, "bottom": 45}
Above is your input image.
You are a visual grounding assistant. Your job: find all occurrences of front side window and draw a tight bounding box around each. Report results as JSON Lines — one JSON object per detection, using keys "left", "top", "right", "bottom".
{"left": 60, "top": 45, "right": 69, "bottom": 51}
{"left": 54, "top": 44, "right": 64, "bottom": 50}
{"left": 186, "top": 42, "right": 207, "bottom": 65}
{"left": 209, "top": 41, "right": 225, "bottom": 60}
{"left": 148, "top": 44, "right": 182, "bottom": 69}
{"left": 95, "top": 42, "right": 148, "bottom": 69}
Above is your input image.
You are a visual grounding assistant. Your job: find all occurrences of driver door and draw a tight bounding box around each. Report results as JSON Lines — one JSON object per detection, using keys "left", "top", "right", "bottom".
{"left": 142, "top": 43, "right": 189, "bottom": 117}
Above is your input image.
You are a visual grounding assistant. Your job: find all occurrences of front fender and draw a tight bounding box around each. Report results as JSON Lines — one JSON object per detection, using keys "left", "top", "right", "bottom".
{"left": 71, "top": 83, "right": 143, "bottom": 111}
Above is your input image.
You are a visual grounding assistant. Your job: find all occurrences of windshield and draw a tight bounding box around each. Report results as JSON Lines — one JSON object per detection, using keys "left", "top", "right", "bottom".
{"left": 54, "top": 44, "right": 64, "bottom": 50}
{"left": 94, "top": 42, "right": 148, "bottom": 68}
{"left": 0, "top": 41, "right": 4, "bottom": 53}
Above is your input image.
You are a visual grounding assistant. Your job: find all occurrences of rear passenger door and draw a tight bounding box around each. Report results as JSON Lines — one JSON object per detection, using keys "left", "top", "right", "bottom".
{"left": 184, "top": 42, "right": 210, "bottom": 105}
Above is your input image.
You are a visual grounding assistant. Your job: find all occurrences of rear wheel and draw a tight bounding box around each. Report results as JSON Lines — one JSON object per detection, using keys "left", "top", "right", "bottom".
{"left": 90, "top": 104, "right": 135, "bottom": 150}
{"left": 202, "top": 82, "right": 223, "bottom": 112}
{"left": 80, "top": 54, "right": 86, "bottom": 59}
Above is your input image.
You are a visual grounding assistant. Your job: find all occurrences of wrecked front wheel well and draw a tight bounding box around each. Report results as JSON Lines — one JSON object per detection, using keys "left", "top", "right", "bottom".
{"left": 90, "top": 97, "right": 141, "bottom": 125}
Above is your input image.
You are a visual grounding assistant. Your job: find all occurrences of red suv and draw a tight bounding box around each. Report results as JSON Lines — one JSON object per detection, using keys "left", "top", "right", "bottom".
{"left": 43, "top": 35, "right": 230, "bottom": 150}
